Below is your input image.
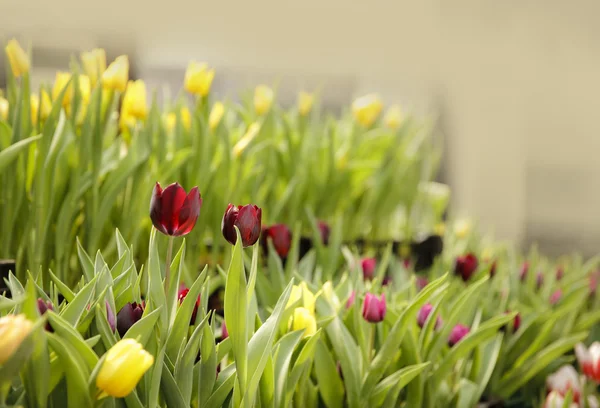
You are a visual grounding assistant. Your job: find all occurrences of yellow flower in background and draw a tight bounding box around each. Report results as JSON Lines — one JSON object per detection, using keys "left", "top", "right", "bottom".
{"left": 81, "top": 48, "right": 107, "bottom": 87}
{"left": 164, "top": 112, "right": 177, "bottom": 132}
{"left": 254, "top": 85, "right": 274, "bottom": 116}
{"left": 180, "top": 107, "right": 192, "bottom": 131}
{"left": 79, "top": 75, "right": 91, "bottom": 104}
{"left": 102, "top": 55, "right": 129, "bottom": 92}
{"left": 319, "top": 281, "right": 341, "bottom": 310}
{"left": 291, "top": 307, "right": 317, "bottom": 338}
{"left": 96, "top": 339, "right": 154, "bottom": 398}
{"left": 286, "top": 282, "right": 316, "bottom": 314}
{"left": 233, "top": 122, "right": 261, "bottom": 157}
{"left": 209, "top": 102, "right": 225, "bottom": 131}
{"left": 184, "top": 62, "right": 215, "bottom": 96}
{"left": 352, "top": 94, "right": 383, "bottom": 127}
{"left": 454, "top": 219, "right": 472, "bottom": 239}
{"left": 0, "top": 314, "right": 33, "bottom": 365}
{"left": 122, "top": 80, "right": 148, "bottom": 120}
{"left": 384, "top": 104, "right": 403, "bottom": 129}
{"left": 298, "top": 91, "right": 314, "bottom": 116}
{"left": 5, "top": 39, "right": 30, "bottom": 78}
{"left": 0, "top": 97, "right": 8, "bottom": 121}
{"left": 119, "top": 111, "right": 136, "bottom": 132}
{"left": 52, "top": 72, "right": 72, "bottom": 107}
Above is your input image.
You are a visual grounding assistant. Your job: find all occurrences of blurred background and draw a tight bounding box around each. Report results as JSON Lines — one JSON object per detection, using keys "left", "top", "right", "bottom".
{"left": 2, "top": 0, "right": 599, "bottom": 255}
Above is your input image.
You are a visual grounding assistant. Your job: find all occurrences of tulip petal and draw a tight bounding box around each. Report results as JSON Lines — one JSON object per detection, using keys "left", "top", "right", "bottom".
{"left": 160, "top": 183, "right": 187, "bottom": 235}
{"left": 175, "top": 187, "right": 201, "bottom": 236}
{"left": 150, "top": 183, "right": 168, "bottom": 235}
{"left": 236, "top": 205, "right": 261, "bottom": 247}
{"left": 221, "top": 204, "right": 239, "bottom": 245}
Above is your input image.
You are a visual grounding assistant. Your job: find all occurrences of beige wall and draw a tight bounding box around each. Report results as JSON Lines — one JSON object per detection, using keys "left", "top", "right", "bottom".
{"left": 3, "top": 0, "right": 600, "bottom": 252}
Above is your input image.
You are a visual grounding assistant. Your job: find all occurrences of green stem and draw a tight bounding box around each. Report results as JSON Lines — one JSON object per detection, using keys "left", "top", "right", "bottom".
{"left": 368, "top": 324, "right": 376, "bottom": 361}
{"left": 164, "top": 236, "right": 175, "bottom": 293}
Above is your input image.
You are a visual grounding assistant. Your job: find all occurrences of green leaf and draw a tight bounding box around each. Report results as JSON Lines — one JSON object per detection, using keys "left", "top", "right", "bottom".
{"left": 124, "top": 307, "right": 162, "bottom": 348}
{"left": 273, "top": 331, "right": 304, "bottom": 408}
{"left": 0, "top": 134, "right": 41, "bottom": 173}
{"left": 160, "top": 360, "right": 188, "bottom": 408}
{"left": 148, "top": 345, "right": 166, "bottom": 408}
{"left": 175, "top": 313, "right": 210, "bottom": 404}
{"left": 369, "top": 362, "right": 431, "bottom": 407}
{"left": 197, "top": 322, "right": 218, "bottom": 408}
{"left": 204, "top": 363, "right": 236, "bottom": 408}
{"left": 61, "top": 275, "right": 97, "bottom": 327}
{"left": 147, "top": 229, "right": 168, "bottom": 337}
{"left": 47, "top": 311, "right": 98, "bottom": 371}
{"left": 49, "top": 269, "right": 76, "bottom": 302}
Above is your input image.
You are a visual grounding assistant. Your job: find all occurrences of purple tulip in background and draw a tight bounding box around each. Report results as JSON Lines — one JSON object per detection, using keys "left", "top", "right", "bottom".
{"left": 362, "top": 292, "right": 386, "bottom": 323}
{"left": 417, "top": 303, "right": 442, "bottom": 329}
{"left": 361, "top": 258, "right": 377, "bottom": 281}
{"left": 106, "top": 301, "right": 116, "bottom": 333}
{"left": 318, "top": 221, "right": 330, "bottom": 246}
{"left": 116, "top": 302, "right": 144, "bottom": 337}
{"left": 448, "top": 324, "right": 470, "bottom": 347}
{"left": 37, "top": 298, "right": 54, "bottom": 332}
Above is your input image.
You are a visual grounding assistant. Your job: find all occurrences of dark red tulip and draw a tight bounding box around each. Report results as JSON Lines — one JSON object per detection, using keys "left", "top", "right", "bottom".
{"left": 150, "top": 182, "right": 202, "bottom": 237}
{"left": 454, "top": 253, "right": 478, "bottom": 282}
{"left": 116, "top": 302, "right": 144, "bottom": 337}
{"left": 178, "top": 287, "right": 201, "bottom": 325}
{"left": 362, "top": 293, "right": 386, "bottom": 323}
{"left": 382, "top": 275, "right": 392, "bottom": 286}
{"left": 361, "top": 258, "right": 377, "bottom": 281}
{"left": 556, "top": 267, "right": 564, "bottom": 281}
{"left": 263, "top": 224, "right": 292, "bottom": 258}
{"left": 37, "top": 298, "right": 54, "bottom": 332}
{"left": 536, "top": 272, "right": 544, "bottom": 290}
{"left": 550, "top": 289, "right": 562, "bottom": 305}
{"left": 106, "top": 301, "right": 116, "bottom": 333}
{"left": 318, "top": 221, "right": 330, "bottom": 246}
{"left": 519, "top": 262, "right": 529, "bottom": 281}
{"left": 345, "top": 291, "right": 356, "bottom": 309}
{"left": 417, "top": 303, "right": 442, "bottom": 329}
{"left": 415, "top": 277, "right": 429, "bottom": 292}
{"left": 448, "top": 324, "right": 469, "bottom": 346}
{"left": 221, "top": 204, "right": 262, "bottom": 247}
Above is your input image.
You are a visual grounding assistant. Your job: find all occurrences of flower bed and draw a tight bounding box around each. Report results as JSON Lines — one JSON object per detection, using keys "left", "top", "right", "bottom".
{"left": 0, "top": 39, "right": 598, "bottom": 408}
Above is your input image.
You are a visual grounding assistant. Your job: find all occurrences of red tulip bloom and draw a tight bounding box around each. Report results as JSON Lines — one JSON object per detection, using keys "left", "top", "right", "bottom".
{"left": 116, "top": 302, "right": 144, "bottom": 337}
{"left": 489, "top": 260, "right": 497, "bottom": 278}
{"left": 150, "top": 182, "right": 202, "bottom": 237}
{"left": 501, "top": 311, "right": 520, "bottom": 333}
{"left": 362, "top": 293, "right": 386, "bottom": 323}
{"left": 454, "top": 253, "right": 478, "bottom": 282}
{"left": 263, "top": 224, "right": 292, "bottom": 258}
{"left": 361, "top": 258, "right": 377, "bottom": 281}
{"left": 178, "top": 287, "right": 201, "bottom": 325}
{"left": 222, "top": 204, "right": 262, "bottom": 247}
{"left": 448, "top": 324, "right": 469, "bottom": 346}
{"left": 37, "top": 298, "right": 54, "bottom": 332}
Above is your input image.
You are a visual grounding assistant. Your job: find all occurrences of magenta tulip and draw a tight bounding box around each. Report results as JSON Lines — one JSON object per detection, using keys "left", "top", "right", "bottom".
{"left": 417, "top": 303, "right": 442, "bottom": 329}
{"left": 361, "top": 258, "right": 377, "bottom": 281}
{"left": 448, "top": 324, "right": 469, "bottom": 346}
{"left": 362, "top": 293, "right": 386, "bottom": 323}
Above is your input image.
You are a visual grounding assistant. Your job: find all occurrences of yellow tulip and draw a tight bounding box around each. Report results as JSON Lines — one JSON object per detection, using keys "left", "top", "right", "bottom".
{"left": 291, "top": 307, "right": 317, "bottom": 338}
{"left": 184, "top": 62, "right": 215, "bottom": 96}
{"left": 286, "top": 282, "right": 315, "bottom": 314}
{"left": 180, "top": 107, "right": 191, "bottom": 131}
{"left": 352, "top": 94, "right": 383, "bottom": 127}
{"left": 209, "top": 102, "right": 225, "bottom": 131}
{"left": 78, "top": 75, "right": 91, "bottom": 104}
{"left": 254, "top": 85, "right": 274, "bottom": 116}
{"left": 0, "top": 314, "right": 33, "bottom": 365}
{"left": 164, "top": 112, "right": 176, "bottom": 132}
{"left": 233, "top": 122, "right": 261, "bottom": 157}
{"left": 122, "top": 80, "right": 148, "bottom": 120}
{"left": 119, "top": 111, "right": 137, "bottom": 132}
{"left": 5, "top": 39, "right": 30, "bottom": 78}
{"left": 81, "top": 48, "right": 107, "bottom": 87}
{"left": 298, "top": 91, "right": 314, "bottom": 116}
{"left": 0, "top": 97, "right": 8, "bottom": 121}
{"left": 102, "top": 55, "right": 129, "bottom": 93}
{"left": 52, "top": 72, "right": 72, "bottom": 107}
{"left": 96, "top": 339, "right": 154, "bottom": 398}
{"left": 454, "top": 219, "right": 472, "bottom": 239}
{"left": 384, "top": 104, "right": 403, "bottom": 129}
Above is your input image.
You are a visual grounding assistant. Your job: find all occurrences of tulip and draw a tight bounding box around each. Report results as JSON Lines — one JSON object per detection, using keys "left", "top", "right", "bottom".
{"left": 30, "top": 90, "right": 52, "bottom": 125}
{"left": 120, "top": 111, "right": 137, "bottom": 133}
{"left": 454, "top": 253, "right": 478, "bottom": 282}
{"left": 550, "top": 289, "right": 562, "bottom": 306}
{"left": 519, "top": 262, "right": 529, "bottom": 281}
{"left": 454, "top": 219, "right": 472, "bottom": 239}
{"left": 184, "top": 62, "right": 215, "bottom": 96}
{"left": 52, "top": 72, "right": 73, "bottom": 107}
{"left": 384, "top": 104, "right": 403, "bottom": 129}
{"left": 96, "top": 339, "right": 154, "bottom": 398}
{"left": 0, "top": 97, "right": 8, "bottom": 121}
{"left": 233, "top": 122, "right": 261, "bottom": 157}
{"left": 37, "top": 298, "right": 55, "bottom": 332}
{"left": 536, "top": 272, "right": 544, "bottom": 290}
{"left": 116, "top": 302, "right": 144, "bottom": 337}
{"left": 489, "top": 260, "right": 497, "bottom": 278}
{"left": 150, "top": 182, "right": 202, "bottom": 237}
{"left": 362, "top": 293, "right": 386, "bottom": 323}
{"left": 209, "top": 102, "right": 225, "bottom": 131}
{"left": 298, "top": 91, "right": 314, "bottom": 116}
{"left": 501, "top": 311, "right": 520, "bottom": 333}
{"left": 415, "top": 277, "right": 429, "bottom": 292}
{"left": 221, "top": 322, "right": 228, "bottom": 340}
{"left": 102, "top": 55, "right": 129, "bottom": 92}
{"left": 345, "top": 291, "right": 356, "bottom": 309}
{"left": 122, "top": 80, "right": 148, "bottom": 120}
{"left": 180, "top": 107, "right": 192, "bottom": 131}
{"left": 448, "top": 324, "right": 469, "bottom": 346}
{"left": 556, "top": 267, "right": 565, "bottom": 281}
{"left": 81, "top": 48, "right": 107, "bottom": 87}
{"left": 178, "top": 287, "right": 201, "bottom": 325}
{"left": 286, "top": 282, "right": 316, "bottom": 314}
{"left": 263, "top": 223, "right": 292, "bottom": 259}
{"left": 0, "top": 314, "right": 33, "bottom": 365}
{"left": 5, "top": 39, "right": 30, "bottom": 78}
{"left": 291, "top": 307, "right": 317, "bottom": 338}
{"left": 361, "top": 257, "right": 377, "bottom": 281}
{"left": 575, "top": 342, "right": 600, "bottom": 383}
{"left": 221, "top": 204, "right": 262, "bottom": 247}
{"left": 417, "top": 303, "right": 442, "bottom": 329}
{"left": 254, "top": 85, "right": 274, "bottom": 115}
{"left": 352, "top": 94, "right": 383, "bottom": 127}
{"left": 106, "top": 302, "right": 116, "bottom": 333}
{"left": 546, "top": 365, "right": 581, "bottom": 404}
{"left": 317, "top": 221, "right": 330, "bottom": 246}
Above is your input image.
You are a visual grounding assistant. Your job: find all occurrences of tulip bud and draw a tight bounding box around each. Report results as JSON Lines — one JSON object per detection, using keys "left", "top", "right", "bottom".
{"left": 556, "top": 267, "right": 564, "bottom": 281}
{"left": 286, "top": 282, "right": 316, "bottom": 314}
{"left": 362, "top": 293, "right": 386, "bottom": 323}
{"left": 550, "top": 289, "right": 562, "bottom": 306}
{"left": 519, "top": 262, "right": 529, "bottom": 281}
{"left": 96, "top": 339, "right": 154, "bottom": 398}
{"left": 0, "top": 314, "right": 33, "bottom": 365}
{"left": 448, "top": 324, "right": 469, "bottom": 347}
{"left": 233, "top": 122, "right": 261, "bottom": 157}
{"left": 291, "top": 307, "right": 317, "bottom": 338}
{"left": 415, "top": 277, "right": 429, "bottom": 292}
{"left": 361, "top": 257, "right": 377, "bottom": 281}
{"left": 0, "top": 97, "right": 8, "bottom": 121}
{"left": 417, "top": 303, "right": 442, "bottom": 329}
{"left": 454, "top": 253, "right": 478, "bottom": 282}
{"left": 221, "top": 204, "right": 262, "bottom": 247}
{"left": 5, "top": 39, "right": 30, "bottom": 78}
{"left": 209, "top": 102, "right": 225, "bottom": 131}
{"left": 81, "top": 48, "right": 107, "bottom": 87}
{"left": 221, "top": 322, "right": 228, "bottom": 340}
{"left": 30, "top": 90, "right": 52, "bottom": 125}
{"left": 102, "top": 55, "right": 129, "bottom": 93}
{"left": 254, "top": 85, "right": 274, "bottom": 116}
{"left": 536, "top": 272, "right": 544, "bottom": 290}
{"left": 184, "top": 62, "right": 215, "bottom": 96}
{"left": 298, "top": 91, "right": 314, "bottom": 116}
{"left": 178, "top": 287, "right": 201, "bottom": 325}
{"left": 116, "top": 302, "right": 144, "bottom": 337}
{"left": 345, "top": 291, "right": 356, "bottom": 309}
{"left": 122, "top": 80, "right": 148, "bottom": 120}
{"left": 106, "top": 301, "right": 116, "bottom": 333}
{"left": 317, "top": 221, "right": 330, "bottom": 246}
{"left": 52, "top": 72, "right": 73, "bottom": 107}
{"left": 352, "top": 94, "right": 383, "bottom": 127}
{"left": 263, "top": 224, "right": 292, "bottom": 259}
{"left": 383, "top": 104, "right": 403, "bottom": 129}
{"left": 150, "top": 182, "right": 202, "bottom": 237}
{"left": 37, "top": 298, "right": 54, "bottom": 332}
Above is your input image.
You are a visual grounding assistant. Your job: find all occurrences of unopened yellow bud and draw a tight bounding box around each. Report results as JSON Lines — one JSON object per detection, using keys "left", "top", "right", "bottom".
{"left": 5, "top": 39, "right": 30, "bottom": 78}
{"left": 384, "top": 104, "right": 403, "bottom": 129}
{"left": 352, "top": 94, "right": 383, "bottom": 127}
{"left": 81, "top": 48, "right": 107, "bottom": 87}
{"left": 254, "top": 85, "right": 274, "bottom": 116}
{"left": 0, "top": 97, "right": 8, "bottom": 121}
{"left": 122, "top": 80, "right": 148, "bottom": 120}
{"left": 209, "top": 102, "right": 225, "bottom": 131}
{"left": 102, "top": 55, "right": 129, "bottom": 93}
{"left": 184, "top": 62, "right": 215, "bottom": 96}
{"left": 298, "top": 91, "right": 314, "bottom": 116}
{"left": 291, "top": 307, "right": 317, "bottom": 338}
{"left": 0, "top": 314, "right": 33, "bottom": 365}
